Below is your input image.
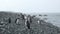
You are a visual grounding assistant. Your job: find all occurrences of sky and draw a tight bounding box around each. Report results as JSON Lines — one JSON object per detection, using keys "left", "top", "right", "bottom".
{"left": 0, "top": 0, "right": 60, "bottom": 14}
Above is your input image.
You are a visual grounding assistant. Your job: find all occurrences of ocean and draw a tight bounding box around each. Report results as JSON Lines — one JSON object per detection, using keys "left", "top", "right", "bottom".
{"left": 35, "top": 13, "right": 60, "bottom": 27}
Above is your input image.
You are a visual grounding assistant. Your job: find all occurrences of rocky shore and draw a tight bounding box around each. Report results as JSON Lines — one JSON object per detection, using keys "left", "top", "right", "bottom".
{"left": 0, "top": 12, "right": 60, "bottom": 34}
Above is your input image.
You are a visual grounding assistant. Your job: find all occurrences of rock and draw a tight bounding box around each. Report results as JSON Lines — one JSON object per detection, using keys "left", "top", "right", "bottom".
{"left": 39, "top": 14, "right": 42, "bottom": 16}
{"left": 44, "top": 15, "right": 47, "bottom": 16}
{"left": 0, "top": 12, "right": 60, "bottom": 34}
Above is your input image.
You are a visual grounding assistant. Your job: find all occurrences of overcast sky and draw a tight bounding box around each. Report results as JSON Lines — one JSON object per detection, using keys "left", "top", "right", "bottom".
{"left": 0, "top": 0, "right": 60, "bottom": 13}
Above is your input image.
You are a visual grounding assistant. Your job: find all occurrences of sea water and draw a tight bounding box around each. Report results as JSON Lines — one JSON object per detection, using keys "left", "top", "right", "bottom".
{"left": 37, "top": 13, "right": 60, "bottom": 27}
